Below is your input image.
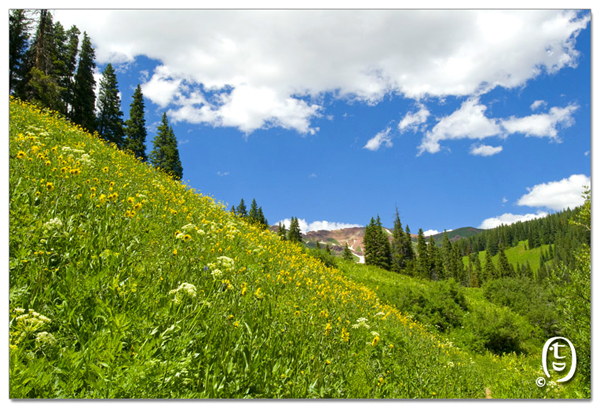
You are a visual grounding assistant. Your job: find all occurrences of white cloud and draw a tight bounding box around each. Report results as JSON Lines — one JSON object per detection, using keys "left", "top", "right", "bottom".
{"left": 423, "top": 229, "right": 440, "bottom": 237}
{"left": 419, "top": 98, "right": 578, "bottom": 154}
{"left": 530, "top": 100, "right": 547, "bottom": 110}
{"left": 399, "top": 103, "right": 430, "bottom": 133}
{"left": 502, "top": 197, "right": 508, "bottom": 204}
{"left": 478, "top": 212, "right": 549, "bottom": 229}
{"left": 501, "top": 104, "right": 578, "bottom": 138}
{"left": 309, "top": 173, "right": 317, "bottom": 178}
{"left": 178, "top": 139, "right": 190, "bottom": 146}
{"left": 419, "top": 98, "right": 502, "bottom": 154}
{"left": 54, "top": 10, "right": 589, "bottom": 135}
{"left": 364, "top": 127, "right": 393, "bottom": 151}
{"left": 278, "top": 218, "right": 361, "bottom": 234}
{"left": 217, "top": 171, "right": 229, "bottom": 177}
{"left": 584, "top": 150, "right": 590, "bottom": 156}
{"left": 517, "top": 174, "right": 590, "bottom": 211}
{"left": 470, "top": 144, "right": 503, "bottom": 156}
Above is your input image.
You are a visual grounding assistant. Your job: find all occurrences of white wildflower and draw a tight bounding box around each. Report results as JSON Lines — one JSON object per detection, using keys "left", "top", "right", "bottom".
{"left": 217, "top": 256, "right": 235, "bottom": 271}
{"left": 35, "top": 331, "right": 57, "bottom": 346}
{"left": 211, "top": 269, "right": 223, "bottom": 279}
{"left": 43, "top": 218, "right": 63, "bottom": 231}
{"left": 169, "top": 282, "right": 197, "bottom": 304}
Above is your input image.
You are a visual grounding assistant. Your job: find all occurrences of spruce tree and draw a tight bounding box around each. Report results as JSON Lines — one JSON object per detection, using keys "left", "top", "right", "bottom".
{"left": 497, "top": 242, "right": 513, "bottom": 278}
{"left": 97, "top": 63, "right": 125, "bottom": 147}
{"left": 125, "top": 84, "right": 148, "bottom": 161}
{"left": 249, "top": 199, "right": 259, "bottom": 222}
{"left": 316, "top": 241, "right": 321, "bottom": 250}
{"left": 363, "top": 217, "right": 376, "bottom": 267}
{"left": 9, "top": 9, "right": 32, "bottom": 97}
{"left": 428, "top": 235, "right": 442, "bottom": 280}
{"left": 342, "top": 243, "right": 354, "bottom": 261}
{"left": 257, "top": 207, "right": 267, "bottom": 229}
{"left": 149, "top": 113, "right": 183, "bottom": 180}
{"left": 287, "top": 217, "right": 303, "bottom": 243}
{"left": 236, "top": 199, "right": 247, "bottom": 217}
{"left": 484, "top": 249, "right": 496, "bottom": 281}
{"left": 403, "top": 225, "right": 415, "bottom": 275}
{"left": 230, "top": 206, "right": 236, "bottom": 215}
{"left": 416, "top": 228, "right": 429, "bottom": 280}
{"left": 375, "top": 215, "right": 391, "bottom": 270}
{"left": 441, "top": 230, "right": 454, "bottom": 279}
{"left": 277, "top": 222, "right": 287, "bottom": 241}
{"left": 71, "top": 31, "right": 96, "bottom": 132}
{"left": 325, "top": 244, "right": 332, "bottom": 254}
{"left": 390, "top": 208, "right": 406, "bottom": 273}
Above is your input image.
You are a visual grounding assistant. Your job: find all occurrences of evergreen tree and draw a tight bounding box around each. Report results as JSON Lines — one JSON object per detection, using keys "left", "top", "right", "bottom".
{"left": 277, "top": 222, "right": 287, "bottom": 241}
{"left": 363, "top": 217, "right": 377, "bottom": 267}
{"left": 316, "top": 241, "right": 321, "bottom": 250}
{"left": 342, "top": 243, "right": 354, "bottom": 261}
{"left": 97, "top": 63, "right": 125, "bottom": 147}
{"left": 287, "top": 217, "right": 303, "bottom": 243}
{"left": 403, "top": 225, "right": 415, "bottom": 275}
{"left": 230, "top": 205, "right": 236, "bottom": 215}
{"left": 416, "top": 228, "right": 429, "bottom": 280}
{"left": 470, "top": 253, "right": 482, "bottom": 287}
{"left": 9, "top": 9, "right": 32, "bottom": 97}
{"left": 484, "top": 249, "right": 496, "bottom": 281}
{"left": 26, "top": 10, "right": 63, "bottom": 112}
{"left": 236, "top": 199, "right": 247, "bottom": 217}
{"left": 390, "top": 208, "right": 407, "bottom": 273}
{"left": 71, "top": 31, "right": 96, "bottom": 132}
{"left": 149, "top": 113, "right": 183, "bottom": 180}
{"left": 257, "top": 207, "right": 268, "bottom": 229}
{"left": 125, "top": 84, "right": 148, "bottom": 161}
{"left": 452, "top": 245, "right": 466, "bottom": 285}
{"left": 325, "top": 244, "right": 332, "bottom": 254}
{"left": 249, "top": 199, "right": 259, "bottom": 222}
{"left": 497, "top": 242, "right": 513, "bottom": 278}
{"left": 441, "top": 230, "right": 454, "bottom": 279}
{"left": 166, "top": 126, "right": 183, "bottom": 180}
{"left": 429, "top": 235, "right": 443, "bottom": 280}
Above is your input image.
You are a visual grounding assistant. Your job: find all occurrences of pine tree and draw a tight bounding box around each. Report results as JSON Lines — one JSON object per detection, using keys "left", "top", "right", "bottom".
{"left": 277, "top": 222, "right": 287, "bottom": 241}
{"left": 325, "top": 244, "right": 332, "bottom": 254}
{"left": 167, "top": 126, "right": 183, "bottom": 180}
{"left": 71, "top": 31, "right": 96, "bottom": 132}
{"left": 257, "top": 207, "right": 268, "bottom": 229}
{"left": 416, "top": 228, "right": 429, "bottom": 280}
{"left": 97, "top": 63, "right": 125, "bottom": 147}
{"left": 343, "top": 243, "right": 354, "bottom": 261}
{"left": 316, "top": 241, "right": 321, "bottom": 250}
{"left": 403, "top": 225, "right": 415, "bottom": 275}
{"left": 287, "top": 217, "right": 303, "bottom": 243}
{"left": 375, "top": 215, "right": 391, "bottom": 270}
{"left": 390, "top": 208, "right": 406, "bottom": 273}
{"left": 230, "top": 206, "right": 236, "bottom": 215}
{"left": 236, "top": 199, "right": 247, "bottom": 217}
{"left": 484, "top": 249, "right": 496, "bottom": 281}
{"left": 363, "top": 217, "right": 376, "bottom": 267}
{"left": 497, "top": 242, "right": 513, "bottom": 278}
{"left": 149, "top": 113, "right": 183, "bottom": 180}
{"left": 441, "top": 230, "right": 454, "bottom": 279}
{"left": 249, "top": 199, "right": 259, "bottom": 222}
{"left": 26, "top": 10, "right": 64, "bottom": 112}
{"left": 428, "top": 235, "right": 442, "bottom": 280}
{"left": 470, "top": 253, "right": 481, "bottom": 287}
{"left": 9, "top": 9, "right": 32, "bottom": 97}
{"left": 124, "top": 84, "right": 148, "bottom": 161}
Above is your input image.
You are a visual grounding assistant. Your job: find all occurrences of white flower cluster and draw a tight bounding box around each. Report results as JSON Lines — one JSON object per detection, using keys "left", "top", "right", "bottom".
{"left": 181, "top": 223, "right": 197, "bottom": 232}
{"left": 35, "top": 331, "right": 57, "bottom": 346}
{"left": 370, "top": 331, "right": 380, "bottom": 337}
{"left": 168, "top": 282, "right": 197, "bottom": 304}
{"left": 211, "top": 269, "right": 223, "bottom": 279}
{"left": 43, "top": 218, "right": 63, "bottom": 231}
{"left": 79, "top": 153, "right": 93, "bottom": 165}
{"left": 217, "top": 256, "right": 235, "bottom": 272}
{"left": 352, "top": 317, "right": 370, "bottom": 329}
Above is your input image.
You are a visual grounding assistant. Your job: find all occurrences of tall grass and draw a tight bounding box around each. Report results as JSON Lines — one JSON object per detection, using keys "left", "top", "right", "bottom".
{"left": 9, "top": 98, "right": 580, "bottom": 398}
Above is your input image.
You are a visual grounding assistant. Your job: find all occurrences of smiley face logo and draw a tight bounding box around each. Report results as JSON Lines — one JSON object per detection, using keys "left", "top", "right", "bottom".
{"left": 541, "top": 337, "right": 577, "bottom": 383}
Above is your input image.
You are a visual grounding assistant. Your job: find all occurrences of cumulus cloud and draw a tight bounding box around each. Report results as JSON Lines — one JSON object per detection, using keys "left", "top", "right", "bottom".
{"left": 399, "top": 104, "right": 430, "bottom": 133}
{"left": 423, "top": 229, "right": 441, "bottom": 237}
{"left": 364, "top": 128, "right": 393, "bottom": 151}
{"left": 216, "top": 171, "right": 229, "bottom": 177}
{"left": 419, "top": 98, "right": 502, "bottom": 154}
{"left": 278, "top": 218, "right": 362, "bottom": 234}
{"left": 418, "top": 98, "right": 578, "bottom": 154}
{"left": 501, "top": 104, "right": 578, "bottom": 138}
{"left": 478, "top": 212, "right": 549, "bottom": 229}
{"left": 517, "top": 174, "right": 590, "bottom": 210}
{"left": 54, "top": 10, "right": 589, "bottom": 135}
{"left": 470, "top": 144, "right": 503, "bottom": 156}
{"left": 530, "top": 100, "right": 547, "bottom": 110}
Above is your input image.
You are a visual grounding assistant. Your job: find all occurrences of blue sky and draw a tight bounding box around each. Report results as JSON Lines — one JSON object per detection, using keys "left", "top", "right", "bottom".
{"left": 52, "top": 8, "right": 592, "bottom": 235}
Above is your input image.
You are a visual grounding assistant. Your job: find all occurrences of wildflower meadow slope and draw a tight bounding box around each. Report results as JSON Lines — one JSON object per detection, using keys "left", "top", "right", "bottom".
{"left": 9, "top": 98, "right": 565, "bottom": 398}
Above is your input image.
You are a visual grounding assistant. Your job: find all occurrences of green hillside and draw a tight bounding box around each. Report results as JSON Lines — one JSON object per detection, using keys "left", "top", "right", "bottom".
{"left": 462, "top": 241, "right": 550, "bottom": 274}
{"left": 412, "top": 227, "right": 484, "bottom": 245}
{"left": 8, "top": 99, "right": 581, "bottom": 399}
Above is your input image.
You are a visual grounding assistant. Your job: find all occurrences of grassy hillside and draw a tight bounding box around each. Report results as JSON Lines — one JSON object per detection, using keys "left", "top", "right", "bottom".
{"left": 462, "top": 241, "right": 550, "bottom": 273}
{"left": 417, "top": 227, "right": 484, "bottom": 245}
{"left": 8, "top": 99, "right": 578, "bottom": 398}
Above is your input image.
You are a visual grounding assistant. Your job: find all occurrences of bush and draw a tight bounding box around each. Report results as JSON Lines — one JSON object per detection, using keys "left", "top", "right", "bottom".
{"left": 482, "top": 277, "right": 558, "bottom": 337}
